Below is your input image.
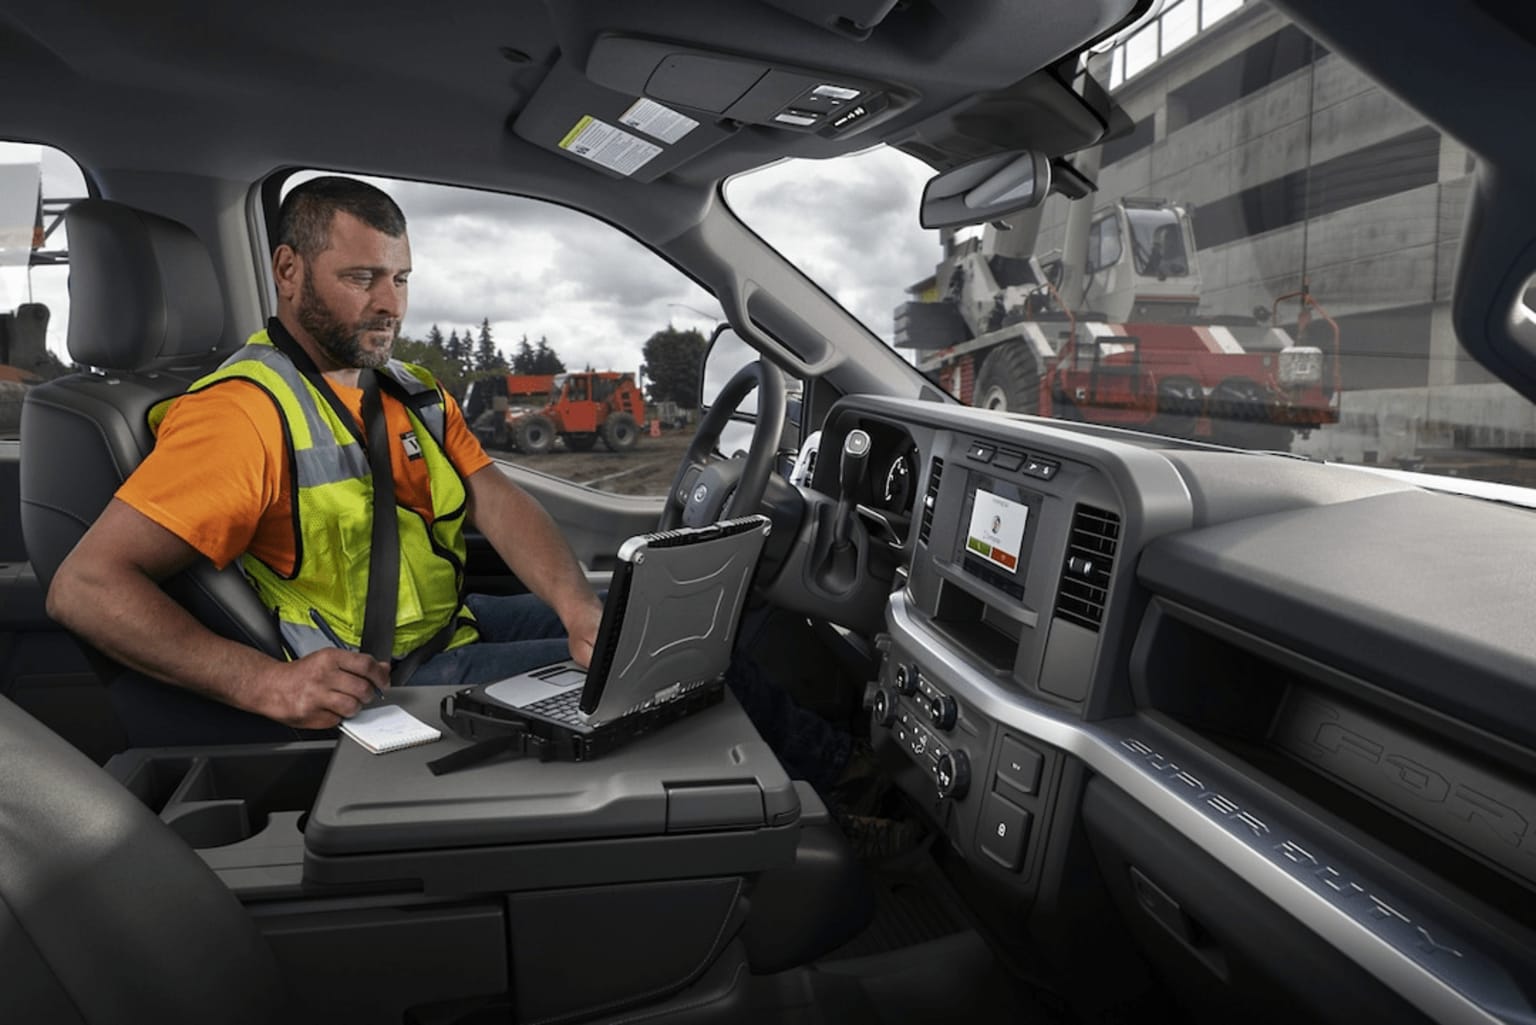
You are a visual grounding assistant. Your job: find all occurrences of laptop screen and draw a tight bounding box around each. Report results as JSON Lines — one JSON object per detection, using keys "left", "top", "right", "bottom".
{"left": 578, "top": 515, "right": 770, "bottom": 719}
{"left": 578, "top": 554, "right": 634, "bottom": 714}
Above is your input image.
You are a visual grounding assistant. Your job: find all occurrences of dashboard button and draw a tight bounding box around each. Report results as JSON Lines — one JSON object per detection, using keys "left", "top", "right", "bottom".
{"left": 992, "top": 450, "right": 1024, "bottom": 472}
{"left": 928, "top": 694, "right": 958, "bottom": 731}
{"left": 979, "top": 793, "right": 1031, "bottom": 871}
{"left": 871, "top": 688, "right": 896, "bottom": 728}
{"left": 996, "top": 736, "right": 1043, "bottom": 795}
{"left": 936, "top": 750, "right": 970, "bottom": 801}
{"left": 966, "top": 442, "right": 995, "bottom": 463}
{"left": 1024, "top": 458, "right": 1059, "bottom": 480}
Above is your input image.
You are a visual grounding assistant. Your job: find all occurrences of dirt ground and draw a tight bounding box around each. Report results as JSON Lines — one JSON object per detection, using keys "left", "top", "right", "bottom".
{"left": 486, "top": 427, "right": 694, "bottom": 497}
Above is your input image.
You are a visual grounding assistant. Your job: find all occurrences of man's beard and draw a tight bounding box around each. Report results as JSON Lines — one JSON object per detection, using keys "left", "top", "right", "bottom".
{"left": 297, "top": 275, "right": 397, "bottom": 370}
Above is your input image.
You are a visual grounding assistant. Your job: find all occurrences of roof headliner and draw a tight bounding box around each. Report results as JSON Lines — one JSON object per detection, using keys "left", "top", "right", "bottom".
{"left": 0, "top": 0, "right": 1143, "bottom": 198}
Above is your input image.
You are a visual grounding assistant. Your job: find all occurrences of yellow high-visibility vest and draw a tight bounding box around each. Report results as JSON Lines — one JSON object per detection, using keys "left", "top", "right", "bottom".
{"left": 151, "top": 329, "right": 477, "bottom": 659}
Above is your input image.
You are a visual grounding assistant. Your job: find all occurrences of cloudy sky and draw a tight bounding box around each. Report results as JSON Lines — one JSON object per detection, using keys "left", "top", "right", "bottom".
{"left": 379, "top": 146, "right": 940, "bottom": 378}
{"left": 3, "top": 142, "right": 940, "bottom": 383}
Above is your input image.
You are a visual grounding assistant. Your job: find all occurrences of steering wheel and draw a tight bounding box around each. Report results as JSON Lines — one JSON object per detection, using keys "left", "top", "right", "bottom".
{"left": 660, "top": 359, "right": 787, "bottom": 529}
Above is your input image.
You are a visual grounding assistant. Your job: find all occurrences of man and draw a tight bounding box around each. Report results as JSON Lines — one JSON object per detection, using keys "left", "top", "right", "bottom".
{"left": 48, "top": 177, "right": 604, "bottom": 738}
{"left": 49, "top": 177, "right": 894, "bottom": 836}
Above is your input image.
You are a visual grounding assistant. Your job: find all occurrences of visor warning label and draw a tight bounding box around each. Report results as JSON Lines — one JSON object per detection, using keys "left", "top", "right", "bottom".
{"left": 558, "top": 116, "right": 661, "bottom": 177}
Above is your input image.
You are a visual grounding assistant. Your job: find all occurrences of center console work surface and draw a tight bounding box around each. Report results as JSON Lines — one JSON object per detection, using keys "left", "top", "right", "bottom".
{"left": 303, "top": 686, "right": 803, "bottom": 893}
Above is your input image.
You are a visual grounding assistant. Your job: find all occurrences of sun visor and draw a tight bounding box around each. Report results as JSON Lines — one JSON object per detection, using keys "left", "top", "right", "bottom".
{"left": 511, "top": 58, "right": 740, "bottom": 183}
{"left": 586, "top": 35, "right": 913, "bottom": 140}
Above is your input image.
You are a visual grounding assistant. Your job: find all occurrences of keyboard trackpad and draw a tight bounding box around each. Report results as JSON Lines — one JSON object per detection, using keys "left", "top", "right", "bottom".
{"left": 484, "top": 662, "right": 586, "bottom": 707}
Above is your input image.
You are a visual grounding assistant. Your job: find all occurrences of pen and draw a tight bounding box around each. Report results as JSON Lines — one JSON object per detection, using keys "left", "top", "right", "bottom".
{"left": 309, "top": 608, "right": 386, "bottom": 703}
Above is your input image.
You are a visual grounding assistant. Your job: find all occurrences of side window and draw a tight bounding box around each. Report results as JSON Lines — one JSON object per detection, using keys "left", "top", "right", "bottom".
{"left": 0, "top": 143, "right": 86, "bottom": 439}
{"left": 1087, "top": 213, "right": 1122, "bottom": 273}
{"left": 276, "top": 174, "right": 722, "bottom": 497}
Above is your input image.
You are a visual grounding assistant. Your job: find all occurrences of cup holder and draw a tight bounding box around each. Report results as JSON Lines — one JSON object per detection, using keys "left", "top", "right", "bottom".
{"left": 112, "top": 742, "right": 334, "bottom": 849}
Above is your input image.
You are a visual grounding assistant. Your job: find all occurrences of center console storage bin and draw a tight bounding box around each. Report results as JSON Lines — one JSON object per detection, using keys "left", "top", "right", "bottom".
{"left": 302, "top": 687, "right": 804, "bottom": 893}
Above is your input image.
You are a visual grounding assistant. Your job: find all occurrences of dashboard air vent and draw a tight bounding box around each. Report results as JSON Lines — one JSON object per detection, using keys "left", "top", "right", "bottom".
{"left": 1055, "top": 505, "right": 1120, "bottom": 631}
{"left": 918, "top": 456, "right": 944, "bottom": 544}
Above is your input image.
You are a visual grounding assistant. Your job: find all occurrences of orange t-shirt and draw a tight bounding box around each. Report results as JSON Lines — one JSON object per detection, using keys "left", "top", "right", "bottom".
{"left": 117, "top": 375, "right": 493, "bottom": 575}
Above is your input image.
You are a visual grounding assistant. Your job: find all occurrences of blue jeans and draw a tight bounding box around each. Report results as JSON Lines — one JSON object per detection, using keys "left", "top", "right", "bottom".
{"left": 409, "top": 593, "right": 574, "bottom": 687}
{"left": 413, "top": 593, "right": 851, "bottom": 791}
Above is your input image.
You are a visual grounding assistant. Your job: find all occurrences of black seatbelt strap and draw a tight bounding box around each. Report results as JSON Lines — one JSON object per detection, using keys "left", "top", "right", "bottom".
{"left": 357, "top": 370, "right": 400, "bottom": 663}
{"left": 266, "top": 319, "right": 458, "bottom": 680}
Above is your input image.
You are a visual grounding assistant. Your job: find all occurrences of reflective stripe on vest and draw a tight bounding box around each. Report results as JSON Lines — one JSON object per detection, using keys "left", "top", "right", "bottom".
{"left": 150, "top": 328, "right": 478, "bottom": 659}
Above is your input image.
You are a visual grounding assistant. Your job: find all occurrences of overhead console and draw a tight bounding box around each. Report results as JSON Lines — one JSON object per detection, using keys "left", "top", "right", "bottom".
{"left": 586, "top": 35, "right": 915, "bottom": 139}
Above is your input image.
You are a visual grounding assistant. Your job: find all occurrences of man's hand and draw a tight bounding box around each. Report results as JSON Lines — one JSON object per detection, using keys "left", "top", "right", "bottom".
{"left": 563, "top": 595, "right": 605, "bottom": 668}
{"left": 250, "top": 649, "right": 391, "bottom": 729}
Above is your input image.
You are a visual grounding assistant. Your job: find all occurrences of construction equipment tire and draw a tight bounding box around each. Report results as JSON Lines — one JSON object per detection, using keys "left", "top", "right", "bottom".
{"left": 1149, "top": 375, "right": 1203, "bottom": 437}
{"left": 512, "top": 414, "right": 556, "bottom": 455}
{"left": 1208, "top": 378, "right": 1291, "bottom": 451}
{"left": 600, "top": 412, "right": 640, "bottom": 453}
{"left": 471, "top": 409, "right": 510, "bottom": 450}
{"left": 972, "top": 345, "right": 1041, "bottom": 414}
{"left": 562, "top": 432, "right": 598, "bottom": 452}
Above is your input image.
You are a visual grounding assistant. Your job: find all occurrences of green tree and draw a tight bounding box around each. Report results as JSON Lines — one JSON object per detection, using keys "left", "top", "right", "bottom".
{"left": 445, "top": 329, "right": 467, "bottom": 375}
{"left": 474, "top": 317, "right": 501, "bottom": 371}
{"left": 640, "top": 326, "right": 707, "bottom": 405}
{"left": 512, "top": 334, "right": 535, "bottom": 374}
{"left": 531, "top": 335, "right": 566, "bottom": 374}
{"left": 393, "top": 333, "right": 469, "bottom": 400}
{"left": 425, "top": 323, "right": 446, "bottom": 352}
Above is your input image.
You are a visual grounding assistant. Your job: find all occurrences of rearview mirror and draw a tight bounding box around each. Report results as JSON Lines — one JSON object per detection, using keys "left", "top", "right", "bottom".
{"left": 919, "top": 150, "right": 1052, "bottom": 229}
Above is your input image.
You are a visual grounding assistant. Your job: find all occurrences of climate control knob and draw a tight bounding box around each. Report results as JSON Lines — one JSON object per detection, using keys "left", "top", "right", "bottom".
{"left": 894, "top": 663, "right": 916, "bottom": 695}
{"left": 936, "top": 750, "right": 970, "bottom": 801}
{"left": 928, "top": 694, "right": 958, "bottom": 731}
{"left": 871, "top": 687, "right": 897, "bottom": 728}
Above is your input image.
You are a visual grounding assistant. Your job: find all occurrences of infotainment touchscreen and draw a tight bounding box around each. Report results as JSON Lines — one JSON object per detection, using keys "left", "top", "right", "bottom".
{"left": 954, "top": 472, "right": 1042, "bottom": 600}
{"left": 965, "top": 488, "right": 1028, "bottom": 572}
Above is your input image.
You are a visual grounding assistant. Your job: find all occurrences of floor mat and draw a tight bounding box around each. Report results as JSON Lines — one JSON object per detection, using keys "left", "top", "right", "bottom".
{"left": 822, "top": 853, "right": 971, "bottom": 961}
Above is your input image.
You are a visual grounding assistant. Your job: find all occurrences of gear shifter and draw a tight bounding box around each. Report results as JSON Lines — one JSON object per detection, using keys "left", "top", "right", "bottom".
{"left": 832, "top": 429, "right": 871, "bottom": 547}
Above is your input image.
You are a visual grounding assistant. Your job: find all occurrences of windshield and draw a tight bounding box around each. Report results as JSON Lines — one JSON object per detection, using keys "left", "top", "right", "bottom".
{"left": 1124, "top": 205, "right": 1189, "bottom": 277}
{"left": 726, "top": 0, "right": 1536, "bottom": 490}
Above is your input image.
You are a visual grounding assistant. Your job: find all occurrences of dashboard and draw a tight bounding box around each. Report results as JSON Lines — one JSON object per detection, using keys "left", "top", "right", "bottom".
{"left": 810, "top": 395, "right": 1536, "bottom": 1025}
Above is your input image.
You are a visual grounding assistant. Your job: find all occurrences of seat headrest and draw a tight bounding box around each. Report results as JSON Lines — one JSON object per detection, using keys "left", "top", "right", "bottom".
{"left": 65, "top": 199, "right": 226, "bottom": 370}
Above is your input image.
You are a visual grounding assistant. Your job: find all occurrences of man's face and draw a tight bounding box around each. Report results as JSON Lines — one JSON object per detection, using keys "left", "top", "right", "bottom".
{"left": 290, "top": 211, "right": 411, "bottom": 370}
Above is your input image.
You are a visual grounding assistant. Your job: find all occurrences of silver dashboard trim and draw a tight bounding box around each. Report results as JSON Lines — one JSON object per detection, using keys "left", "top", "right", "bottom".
{"left": 888, "top": 591, "right": 1536, "bottom": 1025}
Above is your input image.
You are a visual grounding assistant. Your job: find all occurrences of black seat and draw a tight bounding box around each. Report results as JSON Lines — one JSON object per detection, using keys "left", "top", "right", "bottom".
{"left": 19, "top": 200, "right": 289, "bottom": 747}
{"left": 0, "top": 694, "right": 286, "bottom": 1023}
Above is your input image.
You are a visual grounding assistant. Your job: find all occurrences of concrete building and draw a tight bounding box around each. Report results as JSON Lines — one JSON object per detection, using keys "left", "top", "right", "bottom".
{"left": 1030, "top": 0, "right": 1536, "bottom": 470}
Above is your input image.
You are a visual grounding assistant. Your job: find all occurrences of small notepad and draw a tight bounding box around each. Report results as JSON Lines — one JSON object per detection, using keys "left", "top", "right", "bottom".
{"left": 340, "top": 703, "right": 442, "bottom": 754}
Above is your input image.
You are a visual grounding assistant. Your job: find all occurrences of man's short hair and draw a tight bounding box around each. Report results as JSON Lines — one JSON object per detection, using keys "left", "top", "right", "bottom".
{"left": 276, "top": 176, "right": 406, "bottom": 258}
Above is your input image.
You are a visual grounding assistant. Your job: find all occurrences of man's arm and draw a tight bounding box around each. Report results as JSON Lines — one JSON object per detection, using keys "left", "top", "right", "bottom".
{"left": 463, "top": 466, "right": 604, "bottom": 666}
{"left": 47, "top": 499, "right": 389, "bottom": 728}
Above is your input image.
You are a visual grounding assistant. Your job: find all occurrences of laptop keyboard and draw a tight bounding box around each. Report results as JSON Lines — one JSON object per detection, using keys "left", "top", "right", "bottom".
{"left": 523, "top": 687, "right": 586, "bottom": 724}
